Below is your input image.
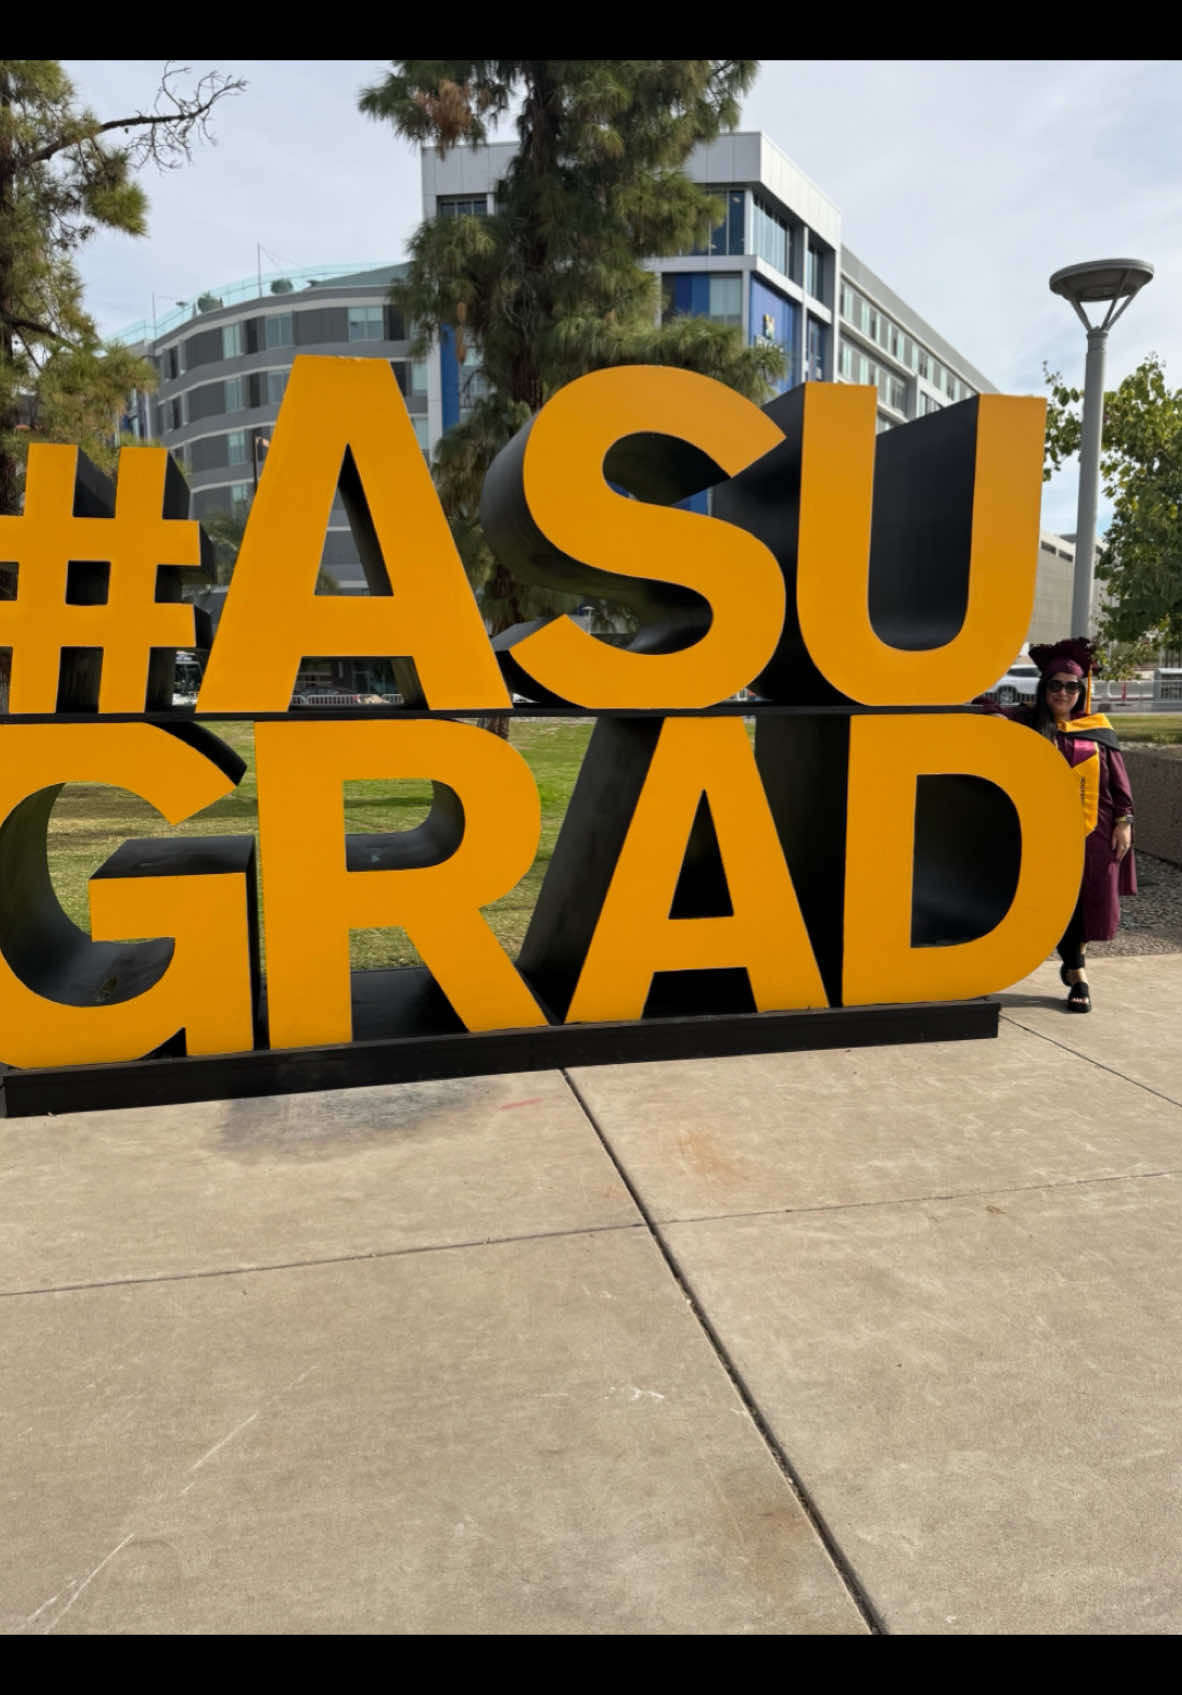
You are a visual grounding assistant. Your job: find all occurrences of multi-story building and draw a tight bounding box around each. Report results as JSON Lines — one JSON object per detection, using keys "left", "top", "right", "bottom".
{"left": 421, "top": 130, "right": 997, "bottom": 441}
{"left": 115, "top": 262, "right": 428, "bottom": 694}
{"left": 115, "top": 129, "right": 1074, "bottom": 661}
{"left": 420, "top": 129, "right": 1074, "bottom": 652}
{"left": 118, "top": 262, "right": 424, "bottom": 596}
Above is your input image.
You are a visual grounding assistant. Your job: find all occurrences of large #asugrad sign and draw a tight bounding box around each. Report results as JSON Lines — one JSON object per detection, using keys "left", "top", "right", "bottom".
{"left": 0, "top": 356, "right": 1084, "bottom": 1107}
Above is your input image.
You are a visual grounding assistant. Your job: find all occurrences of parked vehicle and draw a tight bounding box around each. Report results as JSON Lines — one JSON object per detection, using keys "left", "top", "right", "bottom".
{"left": 985, "top": 661, "right": 1040, "bottom": 706}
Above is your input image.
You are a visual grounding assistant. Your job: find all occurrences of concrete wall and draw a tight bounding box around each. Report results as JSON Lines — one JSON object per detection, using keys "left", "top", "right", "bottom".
{"left": 1029, "top": 535, "right": 1074, "bottom": 644}
{"left": 1120, "top": 746, "right": 1182, "bottom": 866}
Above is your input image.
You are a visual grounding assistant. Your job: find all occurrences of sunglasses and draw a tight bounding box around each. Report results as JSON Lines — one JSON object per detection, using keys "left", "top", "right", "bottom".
{"left": 1046, "top": 679, "right": 1084, "bottom": 694}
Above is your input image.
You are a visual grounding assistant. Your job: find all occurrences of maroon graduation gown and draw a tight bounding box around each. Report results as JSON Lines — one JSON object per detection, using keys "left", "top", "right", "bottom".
{"left": 975, "top": 702, "right": 1137, "bottom": 942}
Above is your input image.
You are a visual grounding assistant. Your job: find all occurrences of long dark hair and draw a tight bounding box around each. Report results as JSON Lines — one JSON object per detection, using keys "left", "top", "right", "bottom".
{"left": 1025, "top": 639, "right": 1096, "bottom": 738}
{"left": 1023, "top": 673, "right": 1086, "bottom": 738}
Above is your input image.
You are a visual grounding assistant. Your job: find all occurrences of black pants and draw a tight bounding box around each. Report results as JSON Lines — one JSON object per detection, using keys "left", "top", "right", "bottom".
{"left": 1056, "top": 892, "right": 1087, "bottom": 971}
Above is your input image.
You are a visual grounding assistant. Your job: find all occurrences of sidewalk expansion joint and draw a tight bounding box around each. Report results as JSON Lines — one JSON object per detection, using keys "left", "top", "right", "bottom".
{"left": 0, "top": 1218, "right": 646, "bottom": 1302}
{"left": 648, "top": 1163, "right": 1182, "bottom": 1232}
{"left": 1000, "top": 1010, "right": 1182, "bottom": 1112}
{"left": 560, "top": 1067, "right": 887, "bottom": 1637}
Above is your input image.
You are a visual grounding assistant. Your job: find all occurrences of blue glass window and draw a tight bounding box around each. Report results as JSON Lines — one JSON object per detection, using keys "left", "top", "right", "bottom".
{"left": 806, "top": 318, "right": 828, "bottom": 381}
{"left": 752, "top": 197, "right": 793, "bottom": 277}
{"left": 265, "top": 313, "right": 293, "bottom": 349}
{"left": 680, "top": 187, "right": 746, "bottom": 258}
{"left": 708, "top": 275, "right": 742, "bottom": 325}
{"left": 709, "top": 189, "right": 746, "bottom": 256}
{"left": 728, "top": 190, "right": 745, "bottom": 255}
{"left": 348, "top": 306, "right": 384, "bottom": 342}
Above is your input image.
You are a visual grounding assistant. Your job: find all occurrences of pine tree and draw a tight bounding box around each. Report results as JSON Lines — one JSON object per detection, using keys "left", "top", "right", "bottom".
{"left": 0, "top": 60, "right": 245, "bottom": 707}
{"left": 360, "top": 61, "right": 783, "bottom": 638}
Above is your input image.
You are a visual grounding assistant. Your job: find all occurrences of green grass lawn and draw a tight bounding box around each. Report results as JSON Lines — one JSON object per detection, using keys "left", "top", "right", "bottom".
{"left": 40, "top": 705, "right": 1182, "bottom": 976}
{"left": 1109, "top": 713, "right": 1182, "bottom": 744}
{"left": 45, "top": 717, "right": 594, "bottom": 970}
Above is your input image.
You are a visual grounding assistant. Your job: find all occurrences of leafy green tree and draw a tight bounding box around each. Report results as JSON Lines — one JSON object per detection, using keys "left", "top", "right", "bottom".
{"left": 360, "top": 60, "right": 783, "bottom": 641}
{"left": 1044, "top": 354, "right": 1182, "bottom": 648}
{"left": 198, "top": 508, "right": 248, "bottom": 587}
{"left": 1095, "top": 636, "right": 1159, "bottom": 682}
{"left": 0, "top": 60, "right": 244, "bottom": 707}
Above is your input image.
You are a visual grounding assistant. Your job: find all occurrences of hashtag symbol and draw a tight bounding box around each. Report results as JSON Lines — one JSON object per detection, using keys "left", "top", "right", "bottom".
{"left": 0, "top": 445, "right": 203, "bottom": 713}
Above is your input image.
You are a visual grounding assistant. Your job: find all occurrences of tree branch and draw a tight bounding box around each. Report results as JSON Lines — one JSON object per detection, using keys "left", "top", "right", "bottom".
{"left": 3, "top": 310, "right": 70, "bottom": 345}
{"left": 27, "top": 64, "right": 245, "bottom": 169}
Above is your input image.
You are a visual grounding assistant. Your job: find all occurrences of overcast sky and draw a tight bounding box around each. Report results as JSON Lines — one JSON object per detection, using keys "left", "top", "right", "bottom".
{"left": 62, "top": 59, "right": 1180, "bottom": 535}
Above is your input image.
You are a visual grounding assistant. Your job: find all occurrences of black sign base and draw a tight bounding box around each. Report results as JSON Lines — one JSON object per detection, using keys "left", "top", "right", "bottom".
{"left": 0, "top": 998, "right": 997, "bottom": 1120}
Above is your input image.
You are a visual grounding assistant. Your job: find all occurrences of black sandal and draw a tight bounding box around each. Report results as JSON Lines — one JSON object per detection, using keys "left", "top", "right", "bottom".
{"left": 1067, "top": 979, "right": 1091, "bottom": 1013}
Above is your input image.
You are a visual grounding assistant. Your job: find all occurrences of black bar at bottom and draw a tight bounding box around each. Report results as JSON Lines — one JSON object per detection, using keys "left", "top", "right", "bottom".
{"left": 0, "top": 999, "right": 997, "bottom": 1119}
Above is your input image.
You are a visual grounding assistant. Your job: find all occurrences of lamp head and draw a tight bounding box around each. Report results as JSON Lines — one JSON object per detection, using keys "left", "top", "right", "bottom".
{"left": 1049, "top": 259, "right": 1154, "bottom": 332}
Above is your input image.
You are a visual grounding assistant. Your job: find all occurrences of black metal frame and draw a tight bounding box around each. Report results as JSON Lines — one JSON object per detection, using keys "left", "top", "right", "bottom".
{"left": 0, "top": 995, "right": 997, "bottom": 1119}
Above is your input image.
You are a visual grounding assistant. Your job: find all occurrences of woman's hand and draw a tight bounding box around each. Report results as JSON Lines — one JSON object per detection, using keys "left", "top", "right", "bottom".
{"left": 1112, "top": 820, "right": 1133, "bottom": 863}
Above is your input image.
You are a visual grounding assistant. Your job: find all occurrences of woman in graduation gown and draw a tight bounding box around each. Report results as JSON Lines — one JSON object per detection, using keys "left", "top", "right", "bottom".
{"left": 979, "top": 638, "right": 1136, "bottom": 1012}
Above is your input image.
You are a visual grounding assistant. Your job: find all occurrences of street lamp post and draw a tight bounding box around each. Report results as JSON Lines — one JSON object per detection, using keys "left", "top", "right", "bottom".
{"left": 1049, "top": 258, "right": 1154, "bottom": 638}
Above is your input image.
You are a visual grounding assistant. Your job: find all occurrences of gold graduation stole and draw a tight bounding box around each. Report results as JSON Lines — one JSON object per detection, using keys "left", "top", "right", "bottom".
{"left": 1057, "top": 713, "right": 1114, "bottom": 836}
{"left": 1073, "top": 748, "right": 1100, "bottom": 834}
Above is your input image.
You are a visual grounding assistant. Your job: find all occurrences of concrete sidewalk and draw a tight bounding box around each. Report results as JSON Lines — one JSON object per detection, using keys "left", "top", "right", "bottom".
{"left": 3, "top": 953, "right": 1181, "bottom": 1634}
